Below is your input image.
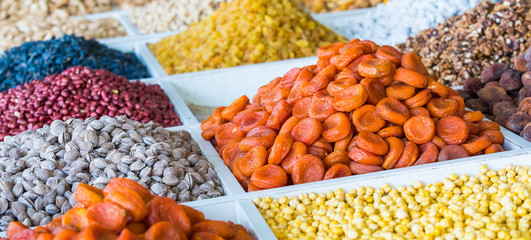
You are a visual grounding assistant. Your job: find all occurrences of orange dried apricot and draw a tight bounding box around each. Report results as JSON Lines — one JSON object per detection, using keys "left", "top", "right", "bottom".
{"left": 287, "top": 69, "right": 313, "bottom": 104}
{"left": 403, "top": 116, "right": 435, "bottom": 144}
{"left": 431, "top": 135, "right": 447, "bottom": 149}
{"left": 62, "top": 208, "right": 87, "bottom": 230}
{"left": 357, "top": 59, "right": 396, "bottom": 79}
{"left": 291, "top": 154, "right": 325, "bottom": 184}
{"left": 356, "top": 131, "right": 389, "bottom": 155}
{"left": 144, "top": 196, "right": 191, "bottom": 234}
{"left": 291, "top": 118, "right": 322, "bottom": 145}
{"left": 303, "top": 65, "right": 337, "bottom": 96}
{"left": 192, "top": 221, "right": 233, "bottom": 239}
{"left": 413, "top": 142, "right": 439, "bottom": 166}
{"left": 377, "top": 125, "right": 403, "bottom": 139}
{"left": 201, "top": 107, "right": 225, "bottom": 140}
{"left": 409, "top": 107, "right": 430, "bottom": 117}
{"left": 462, "top": 111, "right": 485, "bottom": 123}
{"left": 352, "top": 105, "right": 386, "bottom": 133}
{"left": 332, "top": 84, "right": 368, "bottom": 112}
{"left": 349, "top": 161, "right": 384, "bottom": 175}
{"left": 334, "top": 131, "right": 354, "bottom": 151}
{"left": 145, "top": 221, "right": 187, "bottom": 240}
{"left": 375, "top": 98, "right": 410, "bottom": 125}
{"left": 479, "top": 130, "right": 504, "bottom": 145}
{"left": 292, "top": 97, "right": 312, "bottom": 119}
{"left": 250, "top": 164, "right": 288, "bottom": 189}
{"left": 220, "top": 141, "right": 245, "bottom": 169}
{"left": 385, "top": 82, "right": 416, "bottom": 101}
{"left": 322, "top": 112, "right": 351, "bottom": 142}
{"left": 323, "top": 150, "right": 350, "bottom": 169}
{"left": 52, "top": 228, "right": 77, "bottom": 240}
{"left": 85, "top": 201, "right": 128, "bottom": 233}
{"left": 105, "top": 187, "right": 148, "bottom": 222}
{"left": 375, "top": 45, "right": 403, "bottom": 66}
{"left": 214, "top": 123, "right": 245, "bottom": 147}
{"left": 394, "top": 67, "right": 429, "bottom": 88}
{"left": 461, "top": 136, "right": 492, "bottom": 155}
{"left": 266, "top": 100, "right": 291, "bottom": 131}
{"left": 426, "top": 78, "right": 449, "bottom": 98}
{"left": 281, "top": 142, "right": 307, "bottom": 174}
{"left": 232, "top": 108, "right": 269, "bottom": 133}
{"left": 485, "top": 144, "right": 504, "bottom": 154}
{"left": 381, "top": 137, "right": 404, "bottom": 169}
{"left": 267, "top": 133, "right": 294, "bottom": 165}
{"left": 334, "top": 45, "right": 365, "bottom": 70}
{"left": 323, "top": 163, "right": 352, "bottom": 180}
{"left": 328, "top": 75, "right": 358, "bottom": 97}
{"left": 236, "top": 146, "right": 267, "bottom": 177}
{"left": 221, "top": 95, "right": 249, "bottom": 121}
{"left": 378, "top": 75, "right": 395, "bottom": 87}
{"left": 309, "top": 93, "right": 337, "bottom": 122}
{"left": 436, "top": 116, "right": 469, "bottom": 145}
{"left": 261, "top": 85, "right": 290, "bottom": 107}
{"left": 403, "top": 89, "right": 432, "bottom": 109}
{"left": 426, "top": 98, "right": 458, "bottom": 118}
{"left": 317, "top": 42, "right": 346, "bottom": 59}
{"left": 239, "top": 126, "right": 277, "bottom": 151}
{"left": 180, "top": 205, "right": 205, "bottom": 225}
{"left": 124, "top": 222, "right": 146, "bottom": 235}
{"left": 360, "top": 78, "right": 386, "bottom": 105}
{"left": 477, "top": 121, "right": 500, "bottom": 131}
{"left": 279, "top": 67, "right": 302, "bottom": 88}
{"left": 191, "top": 232, "right": 225, "bottom": 240}
{"left": 7, "top": 222, "right": 29, "bottom": 239}
{"left": 279, "top": 116, "right": 300, "bottom": 135}
{"left": 400, "top": 52, "right": 429, "bottom": 76}
{"left": 117, "top": 228, "right": 143, "bottom": 240}
{"left": 348, "top": 146, "right": 383, "bottom": 165}
{"left": 393, "top": 141, "right": 419, "bottom": 168}
{"left": 104, "top": 178, "right": 153, "bottom": 203}
{"left": 74, "top": 183, "right": 104, "bottom": 208}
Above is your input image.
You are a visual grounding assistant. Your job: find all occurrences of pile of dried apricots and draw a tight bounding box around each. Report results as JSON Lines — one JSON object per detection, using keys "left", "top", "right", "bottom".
{"left": 5, "top": 178, "right": 253, "bottom": 240}
{"left": 201, "top": 39, "right": 506, "bottom": 192}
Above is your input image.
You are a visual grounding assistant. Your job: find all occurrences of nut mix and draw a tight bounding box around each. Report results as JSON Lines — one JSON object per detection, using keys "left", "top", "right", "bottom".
{"left": 115, "top": 0, "right": 164, "bottom": 9}
{"left": 462, "top": 47, "right": 531, "bottom": 141}
{"left": 0, "top": 0, "right": 113, "bottom": 21}
{"left": 0, "top": 16, "right": 126, "bottom": 51}
{"left": 149, "top": 0, "right": 346, "bottom": 74}
{"left": 0, "top": 116, "right": 223, "bottom": 230}
{"left": 130, "top": 0, "right": 229, "bottom": 34}
{"left": 397, "top": 0, "right": 531, "bottom": 86}
{"left": 6, "top": 178, "right": 248, "bottom": 239}
{"left": 0, "top": 66, "right": 180, "bottom": 140}
{"left": 294, "top": 0, "right": 385, "bottom": 13}
{"left": 333, "top": 0, "right": 485, "bottom": 45}
{"left": 0, "top": 35, "right": 149, "bottom": 90}
{"left": 254, "top": 164, "right": 531, "bottom": 239}
{"left": 201, "top": 39, "right": 506, "bottom": 192}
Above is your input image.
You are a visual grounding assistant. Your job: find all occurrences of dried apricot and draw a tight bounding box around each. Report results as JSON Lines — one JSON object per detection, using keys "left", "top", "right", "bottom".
{"left": 334, "top": 45, "right": 364, "bottom": 70}
{"left": 356, "top": 131, "right": 388, "bottom": 155}
{"left": 426, "top": 98, "right": 458, "bottom": 118}
{"left": 309, "top": 93, "right": 337, "bottom": 122}
{"left": 345, "top": 54, "right": 376, "bottom": 81}
{"left": 279, "top": 67, "right": 302, "bottom": 88}
{"left": 232, "top": 160, "right": 250, "bottom": 183}
{"left": 279, "top": 116, "right": 300, "bottom": 135}
{"left": 323, "top": 150, "right": 350, "bottom": 169}
{"left": 124, "top": 222, "right": 146, "bottom": 235}
{"left": 180, "top": 205, "right": 205, "bottom": 225}
{"left": 462, "top": 111, "right": 485, "bottom": 123}
{"left": 322, "top": 112, "right": 351, "bottom": 142}
{"left": 214, "top": 123, "right": 245, "bottom": 147}
{"left": 85, "top": 201, "right": 128, "bottom": 233}
{"left": 404, "top": 89, "right": 432, "bottom": 109}
{"left": 378, "top": 75, "right": 395, "bottom": 87}
{"left": 292, "top": 97, "right": 312, "bottom": 119}
{"left": 236, "top": 146, "right": 267, "bottom": 177}
{"left": 409, "top": 107, "right": 430, "bottom": 117}
{"left": 221, "top": 95, "right": 249, "bottom": 121}
{"left": 105, "top": 187, "right": 148, "bottom": 222}
{"left": 268, "top": 133, "right": 294, "bottom": 165}
{"left": 257, "top": 77, "right": 280, "bottom": 95}
{"left": 62, "top": 208, "right": 87, "bottom": 230}
{"left": 438, "top": 145, "right": 470, "bottom": 161}
{"left": 287, "top": 69, "right": 313, "bottom": 104}
{"left": 467, "top": 122, "right": 480, "bottom": 136}
{"left": 461, "top": 136, "right": 492, "bottom": 155}
{"left": 360, "top": 78, "right": 386, "bottom": 105}
{"left": 192, "top": 221, "right": 233, "bottom": 239}
{"left": 261, "top": 85, "right": 290, "bottom": 106}
{"left": 352, "top": 105, "right": 386, "bottom": 133}
{"left": 307, "top": 146, "right": 328, "bottom": 159}
{"left": 232, "top": 108, "right": 269, "bottom": 133}
{"left": 265, "top": 100, "right": 291, "bottom": 131}
{"left": 485, "top": 144, "right": 504, "bottom": 154}
{"left": 291, "top": 154, "right": 325, "bottom": 184}
{"left": 117, "top": 228, "right": 143, "bottom": 240}
{"left": 250, "top": 164, "right": 288, "bottom": 189}
{"left": 403, "top": 116, "right": 435, "bottom": 144}
{"left": 413, "top": 142, "right": 439, "bottom": 166}
{"left": 328, "top": 75, "right": 358, "bottom": 97}
{"left": 145, "top": 221, "right": 187, "bottom": 240}
{"left": 104, "top": 178, "right": 153, "bottom": 203}
{"left": 310, "top": 137, "right": 333, "bottom": 153}
{"left": 436, "top": 116, "right": 469, "bottom": 145}
{"left": 303, "top": 65, "right": 337, "bottom": 96}
{"left": 393, "top": 141, "right": 419, "bottom": 168}
{"left": 401, "top": 52, "right": 429, "bottom": 76}
{"left": 281, "top": 142, "right": 307, "bottom": 174}
{"left": 317, "top": 42, "right": 346, "bottom": 59}
{"left": 77, "top": 225, "right": 119, "bottom": 240}
{"left": 349, "top": 161, "right": 384, "bottom": 175}
{"left": 377, "top": 125, "right": 403, "bottom": 139}
{"left": 74, "top": 183, "right": 104, "bottom": 208}
{"left": 357, "top": 59, "right": 396, "bottom": 78}
{"left": 247, "top": 182, "right": 263, "bottom": 192}
{"left": 375, "top": 45, "right": 403, "bottom": 66}
{"left": 191, "top": 232, "right": 225, "bottom": 240}
{"left": 385, "top": 82, "right": 416, "bottom": 101}
{"left": 291, "top": 118, "right": 322, "bottom": 145}
{"left": 332, "top": 84, "right": 368, "bottom": 112}
{"left": 394, "top": 67, "right": 428, "bottom": 88}
{"left": 7, "top": 222, "right": 29, "bottom": 239}
{"left": 334, "top": 131, "right": 354, "bottom": 151}
{"left": 144, "top": 196, "right": 191, "bottom": 234}
{"left": 477, "top": 121, "right": 500, "bottom": 131}
{"left": 448, "top": 95, "right": 466, "bottom": 117}
{"left": 479, "top": 130, "right": 504, "bottom": 145}
{"left": 348, "top": 146, "right": 384, "bottom": 165}
{"left": 431, "top": 135, "right": 447, "bottom": 149}
{"left": 381, "top": 137, "right": 405, "bottom": 169}
{"left": 323, "top": 163, "right": 352, "bottom": 180}
{"left": 239, "top": 126, "right": 277, "bottom": 151}
{"left": 201, "top": 107, "right": 225, "bottom": 140}
{"left": 375, "top": 98, "right": 410, "bottom": 125}
{"left": 37, "top": 233, "right": 54, "bottom": 240}
{"left": 220, "top": 141, "right": 245, "bottom": 169}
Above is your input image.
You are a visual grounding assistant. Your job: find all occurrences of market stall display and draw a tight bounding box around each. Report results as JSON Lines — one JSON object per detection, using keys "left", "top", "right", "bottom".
{"left": 462, "top": 47, "right": 531, "bottom": 141}
{"left": 397, "top": 0, "right": 531, "bottom": 86}
{"left": 295, "top": 0, "right": 385, "bottom": 13}
{"left": 5, "top": 178, "right": 248, "bottom": 239}
{"left": 201, "top": 39, "right": 507, "bottom": 192}
{"left": 0, "top": 66, "right": 179, "bottom": 139}
{"left": 149, "top": 0, "right": 345, "bottom": 74}
{"left": 129, "top": 0, "right": 229, "bottom": 34}
{"left": 331, "top": 0, "right": 486, "bottom": 45}
{"left": 0, "top": 116, "right": 221, "bottom": 230}
{"left": 254, "top": 164, "right": 531, "bottom": 239}
{"left": 0, "top": 35, "right": 149, "bottom": 90}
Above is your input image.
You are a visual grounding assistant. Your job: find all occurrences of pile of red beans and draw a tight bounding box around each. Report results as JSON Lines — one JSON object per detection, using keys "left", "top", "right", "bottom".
{"left": 0, "top": 66, "right": 181, "bottom": 140}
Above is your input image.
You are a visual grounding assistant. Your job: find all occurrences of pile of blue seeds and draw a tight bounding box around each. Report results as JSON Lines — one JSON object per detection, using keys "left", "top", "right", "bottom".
{"left": 0, "top": 35, "right": 150, "bottom": 91}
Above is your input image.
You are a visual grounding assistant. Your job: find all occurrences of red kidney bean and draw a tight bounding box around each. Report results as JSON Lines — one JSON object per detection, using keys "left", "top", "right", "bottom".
{"left": 0, "top": 66, "right": 181, "bottom": 140}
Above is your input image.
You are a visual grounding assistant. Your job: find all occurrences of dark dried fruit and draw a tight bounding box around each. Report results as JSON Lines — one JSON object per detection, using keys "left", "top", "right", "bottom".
{"left": 480, "top": 63, "right": 509, "bottom": 83}
{"left": 477, "top": 87, "right": 507, "bottom": 103}
{"left": 484, "top": 81, "right": 501, "bottom": 88}
{"left": 438, "top": 145, "right": 470, "bottom": 161}
{"left": 505, "top": 112, "right": 531, "bottom": 133}
{"left": 520, "top": 123, "right": 531, "bottom": 141}
{"left": 492, "top": 101, "right": 517, "bottom": 117}
{"left": 463, "top": 77, "right": 483, "bottom": 94}
{"left": 514, "top": 56, "right": 528, "bottom": 72}
{"left": 495, "top": 108, "right": 517, "bottom": 128}
{"left": 522, "top": 72, "right": 531, "bottom": 89}
{"left": 466, "top": 98, "right": 489, "bottom": 113}
{"left": 518, "top": 97, "right": 531, "bottom": 114}
{"left": 499, "top": 69, "right": 523, "bottom": 91}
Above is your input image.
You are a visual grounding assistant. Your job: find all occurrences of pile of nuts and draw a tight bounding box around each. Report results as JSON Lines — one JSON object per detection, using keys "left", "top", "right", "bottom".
{"left": 114, "top": 0, "right": 164, "bottom": 9}
{"left": 255, "top": 164, "right": 531, "bottom": 239}
{"left": 0, "top": 35, "right": 149, "bottom": 90}
{"left": 0, "top": 0, "right": 113, "bottom": 21}
{"left": 202, "top": 39, "right": 505, "bottom": 192}
{"left": 461, "top": 47, "right": 531, "bottom": 141}
{"left": 0, "top": 66, "right": 180, "bottom": 139}
{"left": 6, "top": 178, "right": 247, "bottom": 239}
{"left": 294, "top": 0, "right": 385, "bottom": 13}
{"left": 397, "top": 0, "right": 531, "bottom": 86}
{"left": 0, "top": 116, "right": 223, "bottom": 230}
{"left": 333, "top": 0, "right": 484, "bottom": 45}
{"left": 0, "top": 16, "right": 126, "bottom": 51}
{"left": 149, "top": 0, "right": 345, "bottom": 74}
{"left": 129, "top": 0, "right": 229, "bottom": 34}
